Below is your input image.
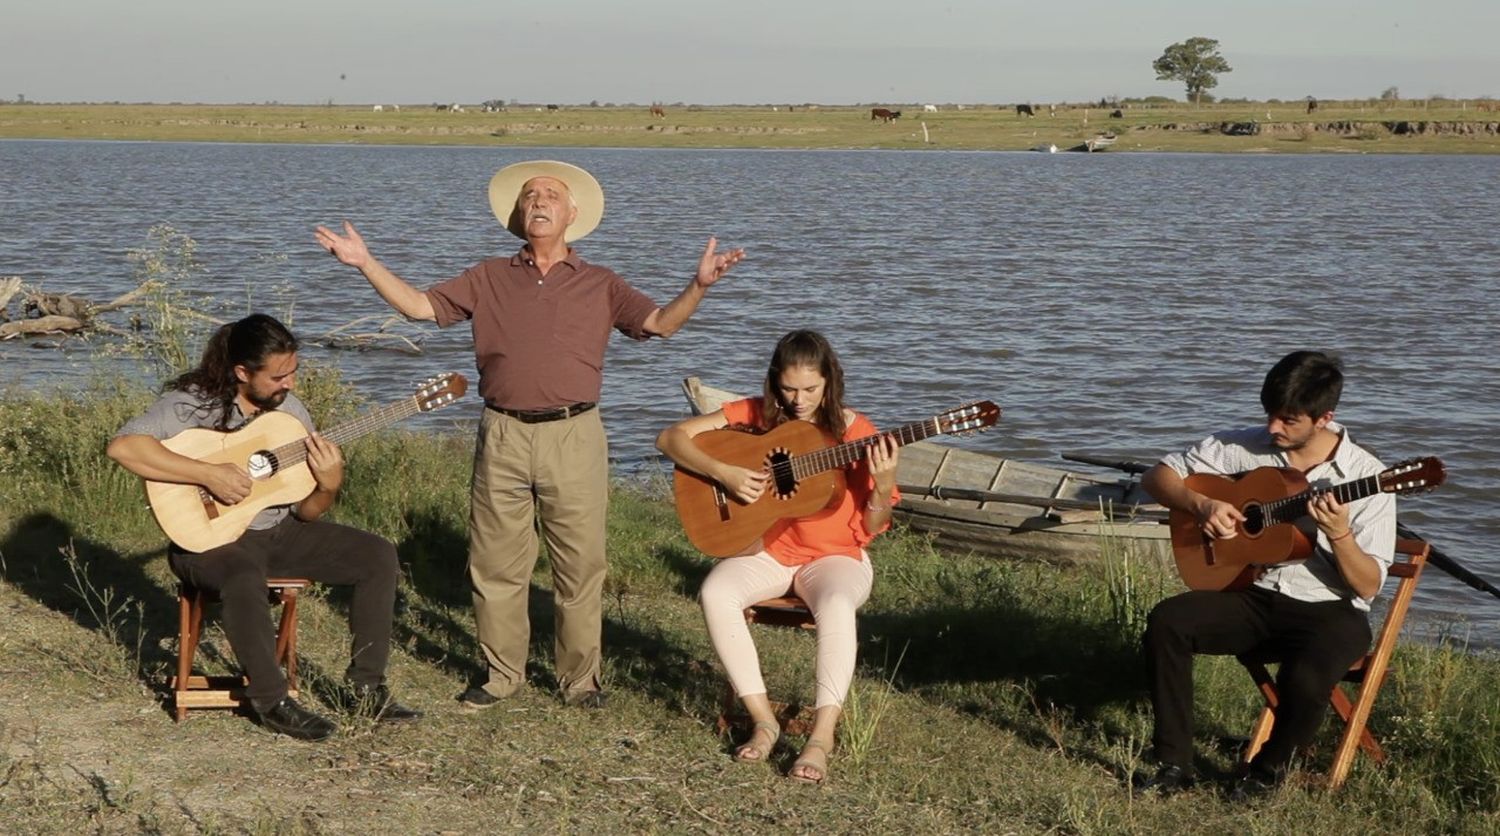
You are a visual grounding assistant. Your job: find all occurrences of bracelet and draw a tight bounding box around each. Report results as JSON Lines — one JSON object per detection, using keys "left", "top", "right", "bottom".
{"left": 1328, "top": 529, "right": 1354, "bottom": 543}
{"left": 866, "top": 498, "right": 890, "bottom": 513}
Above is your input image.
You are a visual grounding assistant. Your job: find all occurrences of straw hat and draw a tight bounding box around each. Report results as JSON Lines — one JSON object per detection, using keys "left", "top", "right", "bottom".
{"left": 487, "top": 160, "right": 604, "bottom": 242}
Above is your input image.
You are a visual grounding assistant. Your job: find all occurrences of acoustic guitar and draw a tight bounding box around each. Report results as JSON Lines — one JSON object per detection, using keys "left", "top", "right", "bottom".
{"left": 145, "top": 373, "right": 467, "bottom": 552}
{"left": 673, "top": 401, "right": 1001, "bottom": 558}
{"left": 1169, "top": 457, "right": 1445, "bottom": 591}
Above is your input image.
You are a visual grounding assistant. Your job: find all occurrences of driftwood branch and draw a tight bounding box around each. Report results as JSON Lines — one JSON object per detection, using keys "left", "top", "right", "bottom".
{"left": 2, "top": 278, "right": 424, "bottom": 355}
{"left": 0, "top": 315, "right": 85, "bottom": 340}
{"left": 0, "top": 278, "right": 216, "bottom": 343}
{"left": 310, "top": 314, "right": 426, "bottom": 355}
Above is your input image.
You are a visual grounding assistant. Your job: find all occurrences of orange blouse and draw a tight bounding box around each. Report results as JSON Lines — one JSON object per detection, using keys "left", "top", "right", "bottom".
{"left": 720, "top": 398, "right": 900, "bottom": 566}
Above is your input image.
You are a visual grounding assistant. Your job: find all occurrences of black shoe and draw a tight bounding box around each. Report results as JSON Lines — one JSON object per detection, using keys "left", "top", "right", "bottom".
{"left": 458, "top": 685, "right": 503, "bottom": 709}
{"left": 1228, "top": 769, "right": 1282, "bottom": 803}
{"left": 562, "top": 689, "right": 608, "bottom": 709}
{"left": 349, "top": 684, "right": 423, "bottom": 724}
{"left": 1132, "top": 763, "right": 1196, "bottom": 795}
{"left": 253, "top": 697, "right": 336, "bottom": 741}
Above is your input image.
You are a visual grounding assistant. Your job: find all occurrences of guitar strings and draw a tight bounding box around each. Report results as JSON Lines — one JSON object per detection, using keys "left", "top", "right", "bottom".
{"left": 267, "top": 396, "right": 424, "bottom": 467}
{"left": 1259, "top": 475, "right": 1381, "bottom": 526}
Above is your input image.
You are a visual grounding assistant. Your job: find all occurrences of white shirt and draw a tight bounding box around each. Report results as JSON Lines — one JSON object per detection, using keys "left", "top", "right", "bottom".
{"left": 1160, "top": 421, "right": 1397, "bottom": 610}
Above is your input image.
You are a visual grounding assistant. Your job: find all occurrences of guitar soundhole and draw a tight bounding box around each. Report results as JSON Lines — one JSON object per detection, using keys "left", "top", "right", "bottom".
{"left": 767, "top": 449, "right": 797, "bottom": 497}
{"left": 247, "top": 450, "right": 279, "bottom": 480}
{"left": 1241, "top": 503, "right": 1265, "bottom": 536}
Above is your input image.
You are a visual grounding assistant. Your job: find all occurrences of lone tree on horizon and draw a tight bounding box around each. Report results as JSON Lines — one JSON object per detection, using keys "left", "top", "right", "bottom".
{"left": 1153, "top": 37, "right": 1232, "bottom": 106}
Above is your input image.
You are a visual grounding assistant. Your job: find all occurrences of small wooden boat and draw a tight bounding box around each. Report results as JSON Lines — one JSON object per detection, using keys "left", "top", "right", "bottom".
{"left": 680, "top": 378, "right": 1172, "bottom": 565}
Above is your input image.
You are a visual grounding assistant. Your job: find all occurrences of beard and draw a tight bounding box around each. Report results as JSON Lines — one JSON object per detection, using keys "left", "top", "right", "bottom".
{"left": 246, "top": 388, "right": 289, "bottom": 411}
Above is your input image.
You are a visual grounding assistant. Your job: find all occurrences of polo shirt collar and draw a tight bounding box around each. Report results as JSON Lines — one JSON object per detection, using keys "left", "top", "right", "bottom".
{"left": 512, "top": 245, "right": 582, "bottom": 270}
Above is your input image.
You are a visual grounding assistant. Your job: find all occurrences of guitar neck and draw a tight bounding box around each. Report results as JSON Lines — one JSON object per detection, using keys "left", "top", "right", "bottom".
{"left": 789, "top": 416, "right": 941, "bottom": 480}
{"left": 1262, "top": 474, "right": 1383, "bottom": 527}
{"left": 268, "top": 396, "right": 426, "bottom": 466}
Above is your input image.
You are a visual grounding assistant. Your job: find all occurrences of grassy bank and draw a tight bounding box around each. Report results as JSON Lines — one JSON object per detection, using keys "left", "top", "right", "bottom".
{"left": 2, "top": 380, "right": 1499, "bottom": 833}
{"left": 3, "top": 102, "right": 1500, "bottom": 154}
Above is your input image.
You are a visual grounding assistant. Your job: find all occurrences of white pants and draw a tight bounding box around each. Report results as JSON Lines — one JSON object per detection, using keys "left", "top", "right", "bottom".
{"left": 700, "top": 549, "right": 874, "bottom": 709}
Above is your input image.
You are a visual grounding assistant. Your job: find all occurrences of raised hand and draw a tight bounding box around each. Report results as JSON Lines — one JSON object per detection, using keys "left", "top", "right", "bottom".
{"left": 694, "top": 236, "right": 745, "bottom": 289}
{"left": 314, "top": 221, "right": 371, "bottom": 269}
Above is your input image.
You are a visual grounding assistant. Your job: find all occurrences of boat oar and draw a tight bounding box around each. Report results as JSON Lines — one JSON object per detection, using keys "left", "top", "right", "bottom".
{"left": 1397, "top": 522, "right": 1500, "bottom": 603}
{"left": 895, "top": 483, "right": 1168, "bottom": 521}
{"left": 1061, "top": 452, "right": 1152, "bottom": 475}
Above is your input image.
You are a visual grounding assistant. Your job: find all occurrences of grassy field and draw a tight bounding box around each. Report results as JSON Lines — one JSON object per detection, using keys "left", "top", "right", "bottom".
{"left": 3, "top": 101, "right": 1500, "bottom": 153}
{"left": 2, "top": 374, "right": 1499, "bottom": 834}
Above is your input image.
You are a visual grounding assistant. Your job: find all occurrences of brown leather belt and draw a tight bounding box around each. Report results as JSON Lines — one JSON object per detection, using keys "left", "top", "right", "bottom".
{"left": 487, "top": 401, "right": 596, "bottom": 423}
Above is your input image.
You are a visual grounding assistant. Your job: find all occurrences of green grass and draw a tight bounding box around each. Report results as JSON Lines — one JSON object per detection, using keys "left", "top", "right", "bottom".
{"left": 3, "top": 101, "right": 1500, "bottom": 153}
{"left": 2, "top": 380, "right": 1499, "bottom": 832}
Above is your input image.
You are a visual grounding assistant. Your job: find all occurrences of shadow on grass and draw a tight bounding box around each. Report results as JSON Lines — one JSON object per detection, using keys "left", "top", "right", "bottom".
{"left": 1, "top": 512, "right": 177, "bottom": 699}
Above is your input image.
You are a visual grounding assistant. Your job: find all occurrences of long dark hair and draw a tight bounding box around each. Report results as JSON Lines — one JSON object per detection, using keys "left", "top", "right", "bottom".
{"left": 759, "top": 329, "right": 847, "bottom": 438}
{"left": 167, "top": 313, "right": 299, "bottom": 430}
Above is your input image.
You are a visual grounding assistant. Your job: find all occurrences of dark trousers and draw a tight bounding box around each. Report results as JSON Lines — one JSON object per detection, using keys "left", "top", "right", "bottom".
{"left": 169, "top": 516, "right": 399, "bottom": 710}
{"left": 1143, "top": 585, "right": 1371, "bottom": 774}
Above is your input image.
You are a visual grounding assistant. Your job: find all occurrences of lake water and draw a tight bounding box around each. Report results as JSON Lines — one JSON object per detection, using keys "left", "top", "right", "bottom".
{"left": 2, "top": 139, "right": 1497, "bottom": 644}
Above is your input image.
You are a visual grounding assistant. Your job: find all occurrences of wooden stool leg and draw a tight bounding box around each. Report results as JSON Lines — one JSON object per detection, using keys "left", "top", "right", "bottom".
{"left": 275, "top": 588, "right": 300, "bottom": 693}
{"left": 174, "top": 587, "right": 207, "bottom": 722}
{"left": 1241, "top": 662, "right": 1280, "bottom": 765}
{"left": 175, "top": 588, "right": 193, "bottom": 722}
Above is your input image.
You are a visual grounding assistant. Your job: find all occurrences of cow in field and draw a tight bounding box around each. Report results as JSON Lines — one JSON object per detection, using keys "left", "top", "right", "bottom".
{"left": 1307, "top": 98, "right": 1319, "bottom": 114}
{"left": 373, "top": 105, "right": 383, "bottom": 113}
{"left": 1110, "top": 109, "right": 1123, "bottom": 118}
{"left": 870, "top": 107, "right": 900, "bottom": 122}
{"left": 546, "top": 104, "right": 560, "bottom": 111}
{"left": 650, "top": 104, "right": 665, "bottom": 118}
{"left": 923, "top": 104, "right": 938, "bottom": 113}
{"left": 1016, "top": 103, "right": 1035, "bottom": 117}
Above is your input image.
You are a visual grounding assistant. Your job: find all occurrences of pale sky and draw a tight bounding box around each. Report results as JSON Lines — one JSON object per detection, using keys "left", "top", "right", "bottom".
{"left": 4, "top": 0, "right": 1497, "bottom": 105}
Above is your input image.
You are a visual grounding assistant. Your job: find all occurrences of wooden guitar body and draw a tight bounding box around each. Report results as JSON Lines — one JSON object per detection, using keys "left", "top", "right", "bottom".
{"left": 142, "top": 372, "right": 467, "bottom": 553}
{"left": 1168, "top": 456, "right": 1448, "bottom": 591}
{"left": 673, "top": 421, "right": 845, "bottom": 558}
{"left": 147, "top": 412, "right": 318, "bottom": 553}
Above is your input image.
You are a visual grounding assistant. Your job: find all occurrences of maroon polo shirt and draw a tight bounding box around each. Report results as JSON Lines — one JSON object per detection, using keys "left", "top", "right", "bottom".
{"left": 426, "top": 247, "right": 659, "bottom": 411}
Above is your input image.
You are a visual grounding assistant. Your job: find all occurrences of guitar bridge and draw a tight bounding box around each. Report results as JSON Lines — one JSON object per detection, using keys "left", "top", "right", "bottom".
{"left": 712, "top": 484, "right": 731, "bottom": 522}
{"left": 197, "top": 487, "right": 221, "bottom": 520}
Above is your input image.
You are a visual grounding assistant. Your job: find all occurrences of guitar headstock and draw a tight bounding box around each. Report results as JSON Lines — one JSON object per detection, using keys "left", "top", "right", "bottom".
{"left": 415, "top": 372, "right": 468, "bottom": 412}
{"left": 1379, "top": 457, "right": 1446, "bottom": 495}
{"left": 935, "top": 400, "right": 1002, "bottom": 436}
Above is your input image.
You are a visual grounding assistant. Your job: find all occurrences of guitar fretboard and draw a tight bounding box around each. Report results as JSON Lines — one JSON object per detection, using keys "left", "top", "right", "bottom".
{"left": 270, "top": 396, "right": 426, "bottom": 468}
{"left": 785, "top": 417, "right": 943, "bottom": 481}
{"left": 1260, "top": 475, "right": 1382, "bottom": 527}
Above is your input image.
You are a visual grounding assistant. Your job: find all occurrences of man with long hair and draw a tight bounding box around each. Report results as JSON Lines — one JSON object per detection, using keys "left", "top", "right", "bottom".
{"left": 1134, "top": 351, "right": 1396, "bottom": 799}
{"left": 108, "top": 313, "right": 419, "bottom": 740}
{"left": 316, "top": 161, "right": 744, "bottom": 709}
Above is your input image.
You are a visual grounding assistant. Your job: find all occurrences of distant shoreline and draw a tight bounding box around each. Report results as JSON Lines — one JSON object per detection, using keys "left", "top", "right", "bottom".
{"left": 3, "top": 102, "right": 1499, "bottom": 154}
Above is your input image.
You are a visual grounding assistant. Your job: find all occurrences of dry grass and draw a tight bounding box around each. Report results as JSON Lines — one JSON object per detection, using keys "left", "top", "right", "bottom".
{"left": 2, "top": 382, "right": 1499, "bottom": 833}
{"left": 2, "top": 101, "right": 1499, "bottom": 154}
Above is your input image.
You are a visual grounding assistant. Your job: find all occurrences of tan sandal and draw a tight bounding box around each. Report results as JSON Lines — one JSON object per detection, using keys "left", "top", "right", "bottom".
{"left": 789, "top": 738, "right": 832, "bottom": 784}
{"left": 734, "top": 720, "right": 782, "bottom": 762}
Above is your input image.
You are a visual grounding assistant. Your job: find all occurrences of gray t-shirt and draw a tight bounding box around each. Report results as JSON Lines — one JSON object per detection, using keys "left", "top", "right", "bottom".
{"left": 116, "top": 388, "right": 317, "bottom": 531}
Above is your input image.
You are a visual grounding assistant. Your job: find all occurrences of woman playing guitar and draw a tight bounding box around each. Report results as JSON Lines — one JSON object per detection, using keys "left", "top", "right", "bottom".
{"left": 656, "top": 330, "right": 900, "bottom": 785}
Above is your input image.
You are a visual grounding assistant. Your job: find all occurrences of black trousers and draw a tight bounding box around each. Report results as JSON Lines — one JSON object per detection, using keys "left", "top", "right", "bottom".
{"left": 1142, "top": 585, "right": 1371, "bottom": 773}
{"left": 169, "top": 515, "right": 399, "bottom": 710}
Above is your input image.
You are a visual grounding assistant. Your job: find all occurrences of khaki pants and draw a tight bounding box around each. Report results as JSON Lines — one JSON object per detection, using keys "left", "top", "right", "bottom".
{"left": 469, "top": 407, "right": 608, "bottom": 697}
